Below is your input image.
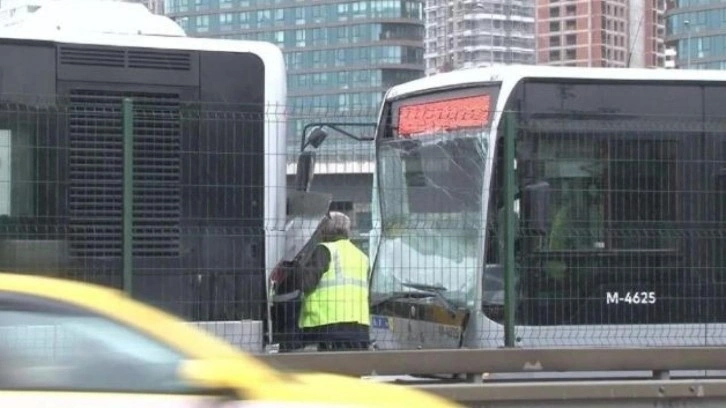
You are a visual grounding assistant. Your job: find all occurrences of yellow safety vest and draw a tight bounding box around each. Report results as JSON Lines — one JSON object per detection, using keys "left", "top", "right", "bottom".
{"left": 299, "top": 240, "right": 370, "bottom": 328}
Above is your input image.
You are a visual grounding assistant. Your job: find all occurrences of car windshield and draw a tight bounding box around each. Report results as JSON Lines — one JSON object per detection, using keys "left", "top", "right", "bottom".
{"left": 371, "top": 132, "right": 487, "bottom": 306}
{"left": 0, "top": 309, "right": 191, "bottom": 393}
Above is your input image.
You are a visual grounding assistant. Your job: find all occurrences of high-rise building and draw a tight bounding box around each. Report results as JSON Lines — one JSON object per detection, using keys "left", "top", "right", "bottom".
{"left": 165, "top": 0, "right": 425, "bottom": 138}
{"left": 424, "top": 0, "right": 536, "bottom": 75}
{"left": 165, "top": 0, "right": 426, "bottom": 249}
{"left": 536, "top": 0, "right": 666, "bottom": 68}
{"left": 665, "top": 0, "right": 726, "bottom": 70}
{"left": 166, "top": 1, "right": 424, "bottom": 128}
{"left": 664, "top": 46, "right": 676, "bottom": 69}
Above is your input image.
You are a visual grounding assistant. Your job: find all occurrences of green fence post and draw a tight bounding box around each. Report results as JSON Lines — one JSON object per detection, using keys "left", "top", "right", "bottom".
{"left": 503, "top": 110, "right": 516, "bottom": 347}
{"left": 122, "top": 98, "right": 134, "bottom": 295}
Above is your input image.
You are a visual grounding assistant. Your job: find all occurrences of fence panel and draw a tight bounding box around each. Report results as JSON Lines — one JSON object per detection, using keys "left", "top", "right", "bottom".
{"left": 4, "top": 99, "right": 726, "bottom": 356}
{"left": 0, "top": 96, "right": 380, "bottom": 355}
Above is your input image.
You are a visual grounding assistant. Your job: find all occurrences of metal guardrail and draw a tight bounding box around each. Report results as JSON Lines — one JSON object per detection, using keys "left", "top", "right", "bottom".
{"left": 411, "top": 379, "right": 726, "bottom": 408}
{"left": 260, "top": 349, "right": 726, "bottom": 407}
{"left": 258, "top": 348, "right": 726, "bottom": 378}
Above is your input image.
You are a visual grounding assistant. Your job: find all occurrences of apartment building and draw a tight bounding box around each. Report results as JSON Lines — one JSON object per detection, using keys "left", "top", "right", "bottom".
{"left": 424, "top": 0, "right": 536, "bottom": 75}
{"left": 536, "top": 0, "right": 666, "bottom": 68}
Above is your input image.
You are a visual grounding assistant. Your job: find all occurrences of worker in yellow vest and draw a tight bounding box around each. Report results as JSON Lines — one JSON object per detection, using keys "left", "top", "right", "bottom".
{"left": 296, "top": 211, "right": 370, "bottom": 351}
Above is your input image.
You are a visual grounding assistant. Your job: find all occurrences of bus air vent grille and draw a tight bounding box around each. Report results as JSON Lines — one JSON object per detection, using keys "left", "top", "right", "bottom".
{"left": 58, "top": 46, "right": 192, "bottom": 72}
{"left": 67, "top": 89, "right": 182, "bottom": 258}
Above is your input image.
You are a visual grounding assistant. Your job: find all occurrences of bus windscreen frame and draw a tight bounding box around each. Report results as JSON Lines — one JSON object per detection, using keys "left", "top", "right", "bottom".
{"left": 371, "top": 84, "right": 500, "bottom": 308}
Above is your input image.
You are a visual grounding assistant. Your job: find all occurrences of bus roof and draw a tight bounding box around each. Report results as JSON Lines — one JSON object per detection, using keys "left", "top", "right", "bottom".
{"left": 0, "top": 0, "right": 183, "bottom": 36}
{"left": 0, "top": 0, "right": 286, "bottom": 108}
{"left": 386, "top": 65, "right": 726, "bottom": 101}
{"left": 0, "top": 0, "right": 283, "bottom": 68}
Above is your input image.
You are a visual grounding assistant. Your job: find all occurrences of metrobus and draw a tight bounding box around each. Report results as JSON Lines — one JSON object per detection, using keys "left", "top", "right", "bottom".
{"left": 0, "top": 0, "right": 325, "bottom": 351}
{"left": 368, "top": 65, "right": 726, "bottom": 351}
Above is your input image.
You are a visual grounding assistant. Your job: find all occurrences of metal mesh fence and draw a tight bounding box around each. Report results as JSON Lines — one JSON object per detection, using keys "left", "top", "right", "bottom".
{"left": 4, "top": 98, "right": 726, "bottom": 358}
{"left": 0, "top": 95, "right": 285, "bottom": 353}
{"left": 0, "top": 96, "right": 380, "bottom": 356}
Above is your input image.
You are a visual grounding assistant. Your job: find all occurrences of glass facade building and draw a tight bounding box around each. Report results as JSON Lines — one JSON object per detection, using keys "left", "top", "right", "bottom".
{"left": 165, "top": 0, "right": 425, "bottom": 157}
{"left": 666, "top": 0, "right": 726, "bottom": 69}
{"left": 164, "top": 0, "right": 425, "bottom": 251}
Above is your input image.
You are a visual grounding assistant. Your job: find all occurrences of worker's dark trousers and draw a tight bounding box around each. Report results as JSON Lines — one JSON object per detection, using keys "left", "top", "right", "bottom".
{"left": 302, "top": 322, "right": 370, "bottom": 351}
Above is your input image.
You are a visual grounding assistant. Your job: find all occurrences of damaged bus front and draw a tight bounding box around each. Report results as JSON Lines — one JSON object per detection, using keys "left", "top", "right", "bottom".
{"left": 369, "top": 83, "right": 502, "bottom": 350}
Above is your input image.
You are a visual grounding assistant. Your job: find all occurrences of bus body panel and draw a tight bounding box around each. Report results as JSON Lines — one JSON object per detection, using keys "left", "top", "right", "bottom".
{"left": 0, "top": 28, "right": 287, "bottom": 351}
{"left": 370, "top": 65, "right": 726, "bottom": 353}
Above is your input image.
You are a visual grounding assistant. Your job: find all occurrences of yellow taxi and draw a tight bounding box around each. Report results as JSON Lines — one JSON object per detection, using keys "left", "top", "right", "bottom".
{"left": 0, "top": 273, "right": 462, "bottom": 407}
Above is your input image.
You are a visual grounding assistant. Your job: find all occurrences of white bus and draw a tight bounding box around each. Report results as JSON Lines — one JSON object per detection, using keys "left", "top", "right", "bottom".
{"left": 368, "top": 65, "right": 726, "bottom": 352}
{"left": 0, "top": 0, "right": 325, "bottom": 352}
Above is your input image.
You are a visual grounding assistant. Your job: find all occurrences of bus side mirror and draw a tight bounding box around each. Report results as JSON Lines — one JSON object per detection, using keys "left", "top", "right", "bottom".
{"left": 295, "top": 151, "right": 315, "bottom": 192}
{"left": 307, "top": 127, "right": 328, "bottom": 149}
{"left": 522, "top": 181, "right": 551, "bottom": 235}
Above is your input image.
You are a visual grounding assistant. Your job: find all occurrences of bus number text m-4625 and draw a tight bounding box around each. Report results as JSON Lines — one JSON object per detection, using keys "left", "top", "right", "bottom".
{"left": 605, "top": 292, "right": 656, "bottom": 305}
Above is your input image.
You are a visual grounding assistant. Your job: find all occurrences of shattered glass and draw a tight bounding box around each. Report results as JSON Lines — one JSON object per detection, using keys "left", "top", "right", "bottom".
{"left": 371, "top": 132, "right": 487, "bottom": 307}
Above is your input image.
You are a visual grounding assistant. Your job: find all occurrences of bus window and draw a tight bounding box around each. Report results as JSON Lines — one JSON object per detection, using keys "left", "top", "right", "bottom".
{"left": 515, "top": 123, "right": 686, "bottom": 324}
{"left": 508, "top": 80, "right": 702, "bottom": 326}
{"left": 0, "top": 111, "right": 44, "bottom": 220}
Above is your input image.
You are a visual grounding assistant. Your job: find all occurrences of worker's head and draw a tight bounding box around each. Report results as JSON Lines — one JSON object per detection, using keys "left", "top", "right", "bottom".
{"left": 320, "top": 211, "right": 351, "bottom": 241}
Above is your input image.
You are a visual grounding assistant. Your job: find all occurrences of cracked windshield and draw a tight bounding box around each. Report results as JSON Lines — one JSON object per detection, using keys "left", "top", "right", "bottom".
{"left": 371, "top": 90, "right": 497, "bottom": 307}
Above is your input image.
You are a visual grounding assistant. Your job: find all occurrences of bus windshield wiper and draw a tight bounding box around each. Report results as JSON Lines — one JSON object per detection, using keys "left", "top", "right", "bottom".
{"left": 401, "top": 282, "right": 448, "bottom": 292}
{"left": 371, "top": 290, "right": 435, "bottom": 306}
{"left": 372, "top": 283, "right": 460, "bottom": 317}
